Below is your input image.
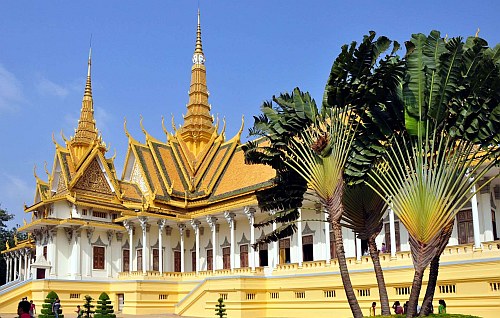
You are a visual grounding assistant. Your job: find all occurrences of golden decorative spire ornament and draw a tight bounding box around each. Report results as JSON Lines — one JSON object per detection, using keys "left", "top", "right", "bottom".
{"left": 69, "top": 47, "right": 104, "bottom": 162}
{"left": 178, "top": 9, "right": 216, "bottom": 155}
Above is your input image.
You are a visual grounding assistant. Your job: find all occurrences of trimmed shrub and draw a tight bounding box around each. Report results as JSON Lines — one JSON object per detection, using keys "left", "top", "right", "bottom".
{"left": 215, "top": 297, "right": 227, "bottom": 318}
{"left": 38, "top": 291, "right": 64, "bottom": 318}
{"left": 94, "top": 292, "right": 116, "bottom": 318}
{"left": 82, "top": 295, "right": 95, "bottom": 318}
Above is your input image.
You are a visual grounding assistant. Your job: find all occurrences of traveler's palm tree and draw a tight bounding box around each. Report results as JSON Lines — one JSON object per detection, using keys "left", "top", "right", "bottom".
{"left": 369, "top": 31, "right": 500, "bottom": 318}
{"left": 342, "top": 184, "right": 390, "bottom": 315}
{"left": 245, "top": 33, "right": 404, "bottom": 318}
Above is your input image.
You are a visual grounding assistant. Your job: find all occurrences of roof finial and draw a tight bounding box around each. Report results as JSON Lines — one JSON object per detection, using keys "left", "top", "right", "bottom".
{"left": 475, "top": 28, "right": 480, "bottom": 38}
{"left": 84, "top": 35, "right": 92, "bottom": 100}
{"left": 194, "top": 9, "right": 204, "bottom": 56}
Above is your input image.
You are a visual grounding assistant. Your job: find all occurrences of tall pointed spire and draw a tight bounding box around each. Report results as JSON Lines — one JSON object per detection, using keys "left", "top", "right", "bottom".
{"left": 194, "top": 9, "right": 203, "bottom": 55}
{"left": 178, "top": 9, "right": 216, "bottom": 156}
{"left": 70, "top": 46, "right": 104, "bottom": 162}
{"left": 83, "top": 47, "right": 92, "bottom": 100}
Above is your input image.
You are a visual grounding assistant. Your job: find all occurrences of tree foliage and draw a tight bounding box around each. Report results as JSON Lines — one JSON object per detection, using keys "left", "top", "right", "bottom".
{"left": 0, "top": 204, "right": 15, "bottom": 285}
{"left": 368, "top": 31, "right": 500, "bottom": 318}
{"left": 215, "top": 297, "right": 227, "bottom": 318}
{"left": 38, "top": 291, "right": 64, "bottom": 318}
{"left": 83, "top": 295, "right": 95, "bottom": 318}
{"left": 94, "top": 292, "right": 116, "bottom": 318}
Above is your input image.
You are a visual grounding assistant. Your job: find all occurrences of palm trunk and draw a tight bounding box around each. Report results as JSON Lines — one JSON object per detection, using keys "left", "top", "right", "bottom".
{"left": 419, "top": 220, "right": 454, "bottom": 316}
{"left": 331, "top": 221, "right": 363, "bottom": 318}
{"left": 368, "top": 236, "right": 391, "bottom": 315}
{"left": 406, "top": 267, "right": 425, "bottom": 318}
{"left": 419, "top": 255, "right": 439, "bottom": 316}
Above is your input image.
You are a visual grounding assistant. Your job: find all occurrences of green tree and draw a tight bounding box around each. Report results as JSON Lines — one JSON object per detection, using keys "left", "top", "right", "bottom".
{"left": 38, "top": 291, "right": 64, "bottom": 318}
{"left": 94, "top": 292, "right": 115, "bottom": 318}
{"left": 369, "top": 31, "right": 500, "bottom": 318}
{"left": 83, "top": 295, "right": 95, "bottom": 318}
{"left": 244, "top": 32, "right": 403, "bottom": 318}
{"left": 342, "top": 184, "right": 390, "bottom": 314}
{"left": 0, "top": 205, "right": 15, "bottom": 285}
{"left": 215, "top": 297, "right": 227, "bottom": 318}
{"left": 322, "top": 32, "right": 405, "bottom": 316}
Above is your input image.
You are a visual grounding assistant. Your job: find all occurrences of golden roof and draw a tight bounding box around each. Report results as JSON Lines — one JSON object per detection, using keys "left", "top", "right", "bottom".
{"left": 23, "top": 11, "right": 276, "bottom": 231}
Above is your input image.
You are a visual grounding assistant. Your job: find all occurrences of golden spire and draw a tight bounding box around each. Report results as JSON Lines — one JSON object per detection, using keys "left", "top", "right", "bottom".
{"left": 73, "top": 47, "right": 98, "bottom": 145}
{"left": 83, "top": 47, "right": 92, "bottom": 100}
{"left": 69, "top": 47, "right": 104, "bottom": 162}
{"left": 194, "top": 9, "right": 203, "bottom": 55}
{"left": 178, "top": 9, "right": 216, "bottom": 155}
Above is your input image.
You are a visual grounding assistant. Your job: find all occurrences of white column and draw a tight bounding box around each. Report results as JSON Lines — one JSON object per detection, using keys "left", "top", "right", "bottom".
{"left": 24, "top": 250, "right": 28, "bottom": 280}
{"left": 6, "top": 254, "right": 11, "bottom": 283}
{"left": 207, "top": 216, "right": 218, "bottom": 272}
{"left": 106, "top": 230, "right": 113, "bottom": 277}
{"left": 190, "top": 220, "right": 201, "bottom": 273}
{"left": 178, "top": 224, "right": 186, "bottom": 273}
{"left": 124, "top": 221, "right": 134, "bottom": 273}
{"left": 272, "top": 221, "right": 278, "bottom": 268}
{"left": 73, "top": 229, "right": 81, "bottom": 277}
{"left": 356, "top": 236, "right": 362, "bottom": 261}
{"left": 13, "top": 252, "right": 18, "bottom": 280}
{"left": 9, "top": 255, "right": 14, "bottom": 282}
{"left": 47, "top": 227, "right": 57, "bottom": 276}
{"left": 17, "top": 253, "right": 22, "bottom": 280}
{"left": 86, "top": 228, "right": 94, "bottom": 276}
{"left": 389, "top": 207, "right": 397, "bottom": 259}
{"left": 324, "top": 212, "right": 331, "bottom": 264}
{"left": 224, "top": 212, "right": 236, "bottom": 271}
{"left": 479, "top": 183, "right": 494, "bottom": 242}
{"left": 297, "top": 209, "right": 303, "bottom": 267}
{"left": 9, "top": 255, "right": 13, "bottom": 282}
{"left": 158, "top": 220, "right": 167, "bottom": 274}
{"left": 165, "top": 226, "right": 172, "bottom": 271}
{"left": 139, "top": 217, "right": 148, "bottom": 273}
{"left": 471, "top": 185, "right": 482, "bottom": 249}
{"left": 244, "top": 207, "right": 256, "bottom": 271}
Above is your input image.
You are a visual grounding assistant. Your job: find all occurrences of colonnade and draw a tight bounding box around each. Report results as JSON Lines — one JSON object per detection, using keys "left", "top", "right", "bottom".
{"left": 2, "top": 248, "right": 33, "bottom": 283}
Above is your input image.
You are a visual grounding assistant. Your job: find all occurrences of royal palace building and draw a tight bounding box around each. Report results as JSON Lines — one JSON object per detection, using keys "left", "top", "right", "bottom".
{"left": 1, "top": 12, "right": 500, "bottom": 318}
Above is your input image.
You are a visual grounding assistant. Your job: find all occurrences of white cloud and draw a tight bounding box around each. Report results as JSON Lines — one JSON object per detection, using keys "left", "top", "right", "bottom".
{"left": 0, "top": 64, "right": 24, "bottom": 113}
{"left": 36, "top": 76, "right": 70, "bottom": 98}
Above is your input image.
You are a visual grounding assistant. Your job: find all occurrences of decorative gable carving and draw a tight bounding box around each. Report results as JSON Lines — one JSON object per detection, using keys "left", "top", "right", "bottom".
{"left": 302, "top": 222, "right": 316, "bottom": 236}
{"left": 74, "top": 159, "right": 112, "bottom": 195}
{"left": 56, "top": 174, "right": 67, "bottom": 193}
{"left": 220, "top": 236, "right": 230, "bottom": 248}
{"left": 92, "top": 235, "right": 106, "bottom": 246}
{"left": 238, "top": 233, "right": 250, "bottom": 245}
{"left": 130, "top": 161, "right": 148, "bottom": 195}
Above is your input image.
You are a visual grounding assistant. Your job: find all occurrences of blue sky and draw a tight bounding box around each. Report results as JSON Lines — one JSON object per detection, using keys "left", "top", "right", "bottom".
{"left": 0, "top": 0, "right": 499, "bottom": 227}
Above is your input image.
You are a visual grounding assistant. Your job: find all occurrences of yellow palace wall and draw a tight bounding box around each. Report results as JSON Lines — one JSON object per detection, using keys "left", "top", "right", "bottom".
{"left": 1, "top": 241, "right": 499, "bottom": 318}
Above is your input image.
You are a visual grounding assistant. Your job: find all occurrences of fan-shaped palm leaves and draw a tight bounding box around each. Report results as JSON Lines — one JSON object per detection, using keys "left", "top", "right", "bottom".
{"left": 245, "top": 32, "right": 404, "bottom": 318}
{"left": 370, "top": 30, "right": 500, "bottom": 318}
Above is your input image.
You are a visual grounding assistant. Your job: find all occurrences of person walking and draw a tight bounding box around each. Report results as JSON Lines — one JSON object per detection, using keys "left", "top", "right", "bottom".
{"left": 52, "top": 298, "right": 61, "bottom": 318}
{"left": 29, "top": 300, "right": 36, "bottom": 318}
{"left": 438, "top": 299, "right": 447, "bottom": 314}
{"left": 392, "top": 301, "right": 404, "bottom": 314}
{"left": 18, "top": 300, "right": 31, "bottom": 318}
{"left": 369, "top": 302, "right": 376, "bottom": 316}
{"left": 75, "top": 305, "right": 83, "bottom": 318}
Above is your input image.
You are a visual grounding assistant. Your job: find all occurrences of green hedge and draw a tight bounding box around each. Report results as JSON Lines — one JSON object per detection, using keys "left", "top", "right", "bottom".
{"left": 94, "top": 292, "right": 116, "bottom": 318}
{"left": 38, "top": 291, "right": 64, "bottom": 318}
